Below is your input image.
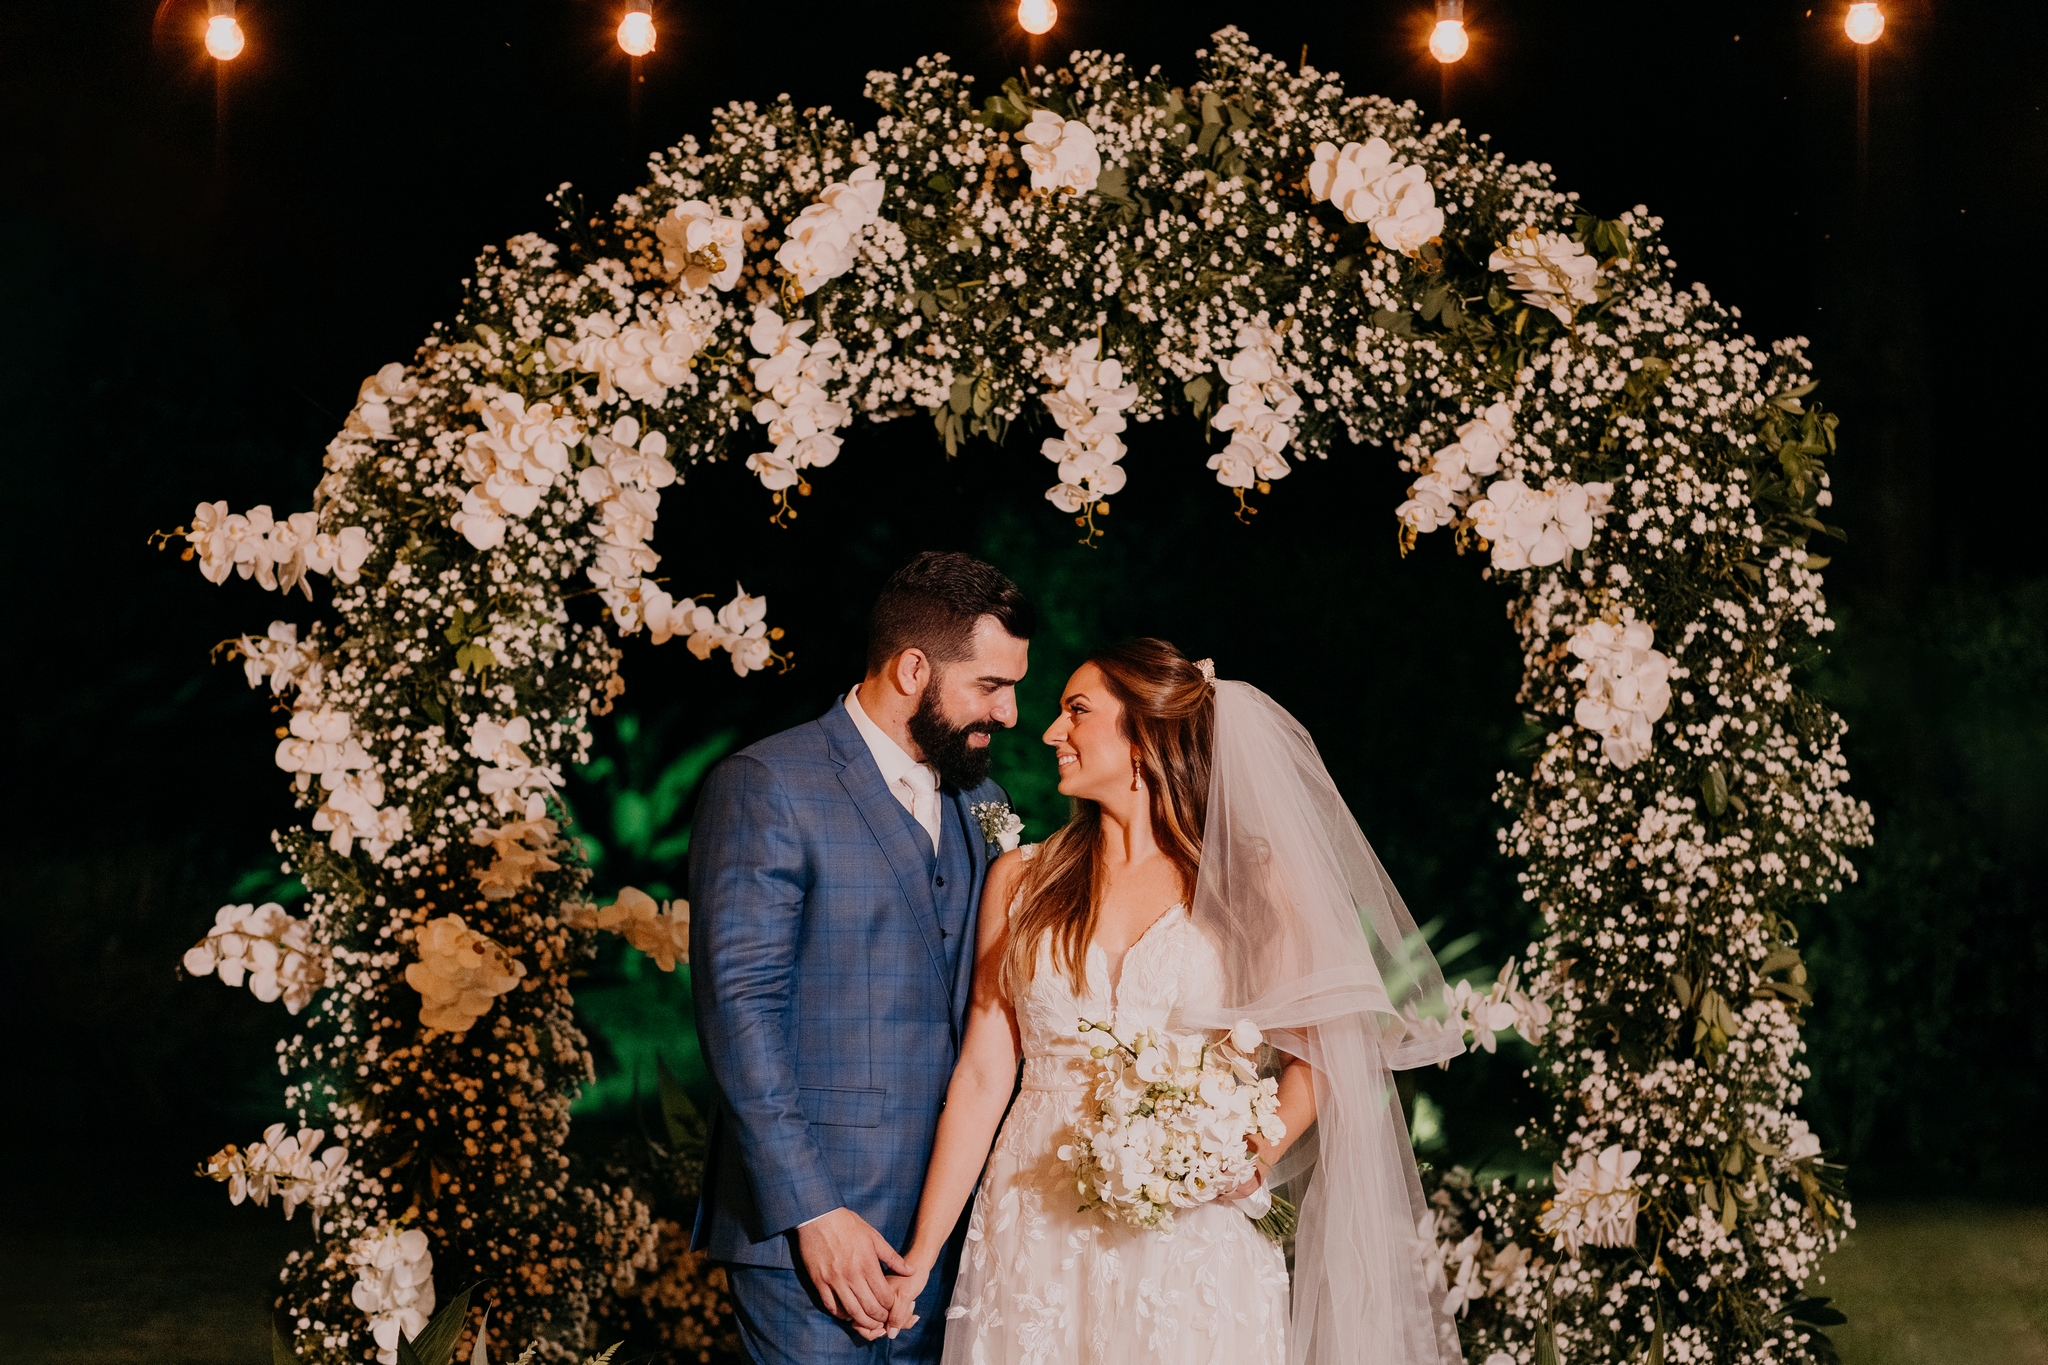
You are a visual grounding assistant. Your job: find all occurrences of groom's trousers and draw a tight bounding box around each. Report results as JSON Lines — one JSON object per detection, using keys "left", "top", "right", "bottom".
{"left": 727, "top": 1239, "right": 960, "bottom": 1365}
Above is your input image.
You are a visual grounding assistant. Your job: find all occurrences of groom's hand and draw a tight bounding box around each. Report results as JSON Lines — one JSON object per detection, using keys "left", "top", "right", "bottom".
{"left": 795, "top": 1207, "right": 911, "bottom": 1331}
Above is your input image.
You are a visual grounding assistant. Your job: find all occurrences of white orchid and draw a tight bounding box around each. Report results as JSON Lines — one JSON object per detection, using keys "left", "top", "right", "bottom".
{"left": 1307, "top": 137, "right": 1444, "bottom": 252}
{"left": 346, "top": 362, "right": 417, "bottom": 440}
{"left": 404, "top": 913, "right": 528, "bottom": 1033}
{"left": 1489, "top": 225, "right": 1602, "bottom": 323}
{"left": 1019, "top": 109, "right": 1103, "bottom": 194}
{"left": 466, "top": 715, "right": 562, "bottom": 818}
{"left": 775, "top": 164, "right": 885, "bottom": 295}
{"left": 471, "top": 818, "right": 562, "bottom": 901}
{"left": 347, "top": 1226, "right": 436, "bottom": 1365}
{"left": 1039, "top": 339, "right": 1137, "bottom": 516}
{"left": 1567, "top": 618, "right": 1674, "bottom": 769}
{"left": 1208, "top": 316, "right": 1301, "bottom": 494}
{"left": 556, "top": 306, "right": 709, "bottom": 406}
{"left": 1539, "top": 1144, "right": 1645, "bottom": 1255}
{"left": 1467, "top": 476, "right": 1614, "bottom": 570}
{"left": 184, "top": 901, "right": 326, "bottom": 1014}
{"left": 570, "top": 885, "right": 690, "bottom": 972}
{"left": 654, "top": 199, "right": 748, "bottom": 291}
{"left": 235, "top": 621, "right": 324, "bottom": 698}
{"left": 743, "top": 305, "right": 850, "bottom": 496}
{"left": 203, "top": 1122, "right": 349, "bottom": 1229}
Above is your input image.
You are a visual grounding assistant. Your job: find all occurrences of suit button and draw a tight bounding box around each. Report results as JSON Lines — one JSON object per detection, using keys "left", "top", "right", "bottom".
{"left": 935, "top": 875, "right": 946, "bottom": 886}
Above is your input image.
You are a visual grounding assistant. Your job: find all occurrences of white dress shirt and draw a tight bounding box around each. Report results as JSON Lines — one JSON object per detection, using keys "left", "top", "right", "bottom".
{"left": 844, "top": 687, "right": 943, "bottom": 856}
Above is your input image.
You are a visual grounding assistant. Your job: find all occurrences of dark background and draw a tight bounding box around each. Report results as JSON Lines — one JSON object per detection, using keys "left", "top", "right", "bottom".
{"left": 0, "top": 0, "right": 2041, "bottom": 1268}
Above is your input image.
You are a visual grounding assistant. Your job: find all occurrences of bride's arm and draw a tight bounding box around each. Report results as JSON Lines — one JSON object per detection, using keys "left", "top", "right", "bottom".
{"left": 1233, "top": 1052, "right": 1317, "bottom": 1197}
{"left": 876, "top": 848, "right": 1028, "bottom": 1334}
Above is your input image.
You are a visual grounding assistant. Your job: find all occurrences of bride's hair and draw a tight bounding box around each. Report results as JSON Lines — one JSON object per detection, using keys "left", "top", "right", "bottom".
{"left": 1003, "top": 637, "right": 1215, "bottom": 998}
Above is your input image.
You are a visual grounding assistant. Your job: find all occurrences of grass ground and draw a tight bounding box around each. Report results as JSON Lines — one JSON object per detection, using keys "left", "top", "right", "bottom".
{"left": 2, "top": 1197, "right": 2042, "bottom": 1362}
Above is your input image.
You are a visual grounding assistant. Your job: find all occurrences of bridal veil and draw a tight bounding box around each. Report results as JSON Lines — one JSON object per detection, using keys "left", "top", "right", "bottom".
{"left": 1178, "top": 678, "right": 1466, "bottom": 1365}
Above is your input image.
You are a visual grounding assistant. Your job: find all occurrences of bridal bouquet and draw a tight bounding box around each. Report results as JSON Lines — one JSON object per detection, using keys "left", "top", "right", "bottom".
{"left": 1057, "top": 1018, "right": 1287, "bottom": 1236}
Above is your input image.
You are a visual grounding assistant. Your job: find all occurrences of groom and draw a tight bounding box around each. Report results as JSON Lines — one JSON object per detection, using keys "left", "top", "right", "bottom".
{"left": 689, "top": 551, "right": 1034, "bottom": 1363}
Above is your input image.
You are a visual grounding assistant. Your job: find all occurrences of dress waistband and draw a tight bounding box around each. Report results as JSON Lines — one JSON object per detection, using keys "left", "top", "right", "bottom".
{"left": 1019, "top": 1054, "right": 1094, "bottom": 1091}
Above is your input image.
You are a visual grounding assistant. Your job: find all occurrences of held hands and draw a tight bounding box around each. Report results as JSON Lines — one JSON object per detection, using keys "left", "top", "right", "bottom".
{"left": 795, "top": 1207, "right": 912, "bottom": 1335}
{"left": 873, "top": 1260, "right": 934, "bottom": 1341}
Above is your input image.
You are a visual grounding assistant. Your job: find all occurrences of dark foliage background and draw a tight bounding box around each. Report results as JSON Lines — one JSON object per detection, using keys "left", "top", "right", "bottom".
{"left": 0, "top": 0, "right": 2041, "bottom": 1268}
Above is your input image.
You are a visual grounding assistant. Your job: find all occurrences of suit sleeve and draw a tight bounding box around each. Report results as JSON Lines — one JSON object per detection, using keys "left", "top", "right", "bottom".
{"left": 689, "top": 752, "right": 840, "bottom": 1236}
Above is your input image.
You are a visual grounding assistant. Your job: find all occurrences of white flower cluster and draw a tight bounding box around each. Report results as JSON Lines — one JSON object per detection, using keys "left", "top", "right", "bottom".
{"left": 655, "top": 199, "right": 750, "bottom": 292}
{"left": 470, "top": 817, "right": 562, "bottom": 901}
{"left": 202, "top": 1123, "right": 349, "bottom": 1225}
{"left": 556, "top": 304, "right": 710, "bottom": 406}
{"left": 970, "top": 800, "right": 1025, "bottom": 852}
{"left": 776, "top": 163, "right": 885, "bottom": 296}
{"left": 465, "top": 715, "right": 563, "bottom": 820}
{"left": 1489, "top": 226, "right": 1602, "bottom": 324}
{"left": 1207, "top": 316, "right": 1301, "bottom": 491}
{"left": 346, "top": 1226, "right": 436, "bottom": 1365}
{"left": 745, "top": 306, "right": 850, "bottom": 496}
{"left": 186, "top": 503, "right": 370, "bottom": 597}
{"left": 402, "top": 913, "right": 529, "bottom": 1034}
{"left": 1538, "top": 1144, "right": 1646, "bottom": 1256}
{"left": 346, "top": 363, "right": 419, "bottom": 441}
{"left": 450, "top": 392, "right": 582, "bottom": 551}
{"left": 1039, "top": 338, "right": 1136, "bottom": 513}
{"left": 1307, "top": 136, "right": 1444, "bottom": 252}
{"left": 566, "top": 886, "right": 690, "bottom": 973}
{"left": 1427, "top": 1206, "right": 1534, "bottom": 1321}
{"left": 1443, "top": 957, "right": 1552, "bottom": 1058}
{"left": 276, "top": 706, "right": 408, "bottom": 860}
{"left": 233, "top": 621, "right": 325, "bottom": 697}
{"left": 1059, "top": 1019, "right": 1283, "bottom": 1233}
{"left": 1567, "top": 618, "right": 1675, "bottom": 769}
{"left": 1019, "top": 109, "right": 1102, "bottom": 194}
{"left": 1468, "top": 477, "right": 1615, "bottom": 572}
{"left": 578, "top": 414, "right": 678, "bottom": 630}
{"left": 183, "top": 901, "right": 325, "bottom": 1014}
{"left": 1397, "top": 402, "right": 1512, "bottom": 535}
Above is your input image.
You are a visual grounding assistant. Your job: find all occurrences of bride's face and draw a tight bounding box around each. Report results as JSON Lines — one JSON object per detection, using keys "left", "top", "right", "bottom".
{"left": 1043, "top": 662, "right": 1130, "bottom": 803}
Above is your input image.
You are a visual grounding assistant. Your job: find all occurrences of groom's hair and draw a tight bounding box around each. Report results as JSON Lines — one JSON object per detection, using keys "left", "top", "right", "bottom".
{"left": 866, "top": 551, "right": 1036, "bottom": 675}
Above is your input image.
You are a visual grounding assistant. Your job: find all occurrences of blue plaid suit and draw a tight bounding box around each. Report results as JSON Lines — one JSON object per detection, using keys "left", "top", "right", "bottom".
{"left": 689, "top": 697, "right": 1002, "bottom": 1363}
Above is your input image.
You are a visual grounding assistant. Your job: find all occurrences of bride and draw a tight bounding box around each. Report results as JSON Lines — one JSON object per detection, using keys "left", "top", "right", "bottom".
{"left": 875, "top": 639, "right": 1467, "bottom": 1365}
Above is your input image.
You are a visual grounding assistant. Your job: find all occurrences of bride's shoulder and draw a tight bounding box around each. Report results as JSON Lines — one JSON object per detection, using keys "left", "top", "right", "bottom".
{"left": 982, "top": 843, "right": 1039, "bottom": 911}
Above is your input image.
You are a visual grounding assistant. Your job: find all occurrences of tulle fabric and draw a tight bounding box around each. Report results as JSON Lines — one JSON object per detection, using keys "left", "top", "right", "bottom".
{"left": 1173, "top": 680, "right": 1466, "bottom": 1365}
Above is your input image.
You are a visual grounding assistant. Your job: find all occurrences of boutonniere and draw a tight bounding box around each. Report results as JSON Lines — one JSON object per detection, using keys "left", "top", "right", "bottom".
{"left": 970, "top": 800, "right": 1024, "bottom": 854}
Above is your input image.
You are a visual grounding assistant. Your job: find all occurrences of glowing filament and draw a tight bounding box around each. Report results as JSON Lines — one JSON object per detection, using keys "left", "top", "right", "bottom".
{"left": 205, "top": 14, "right": 245, "bottom": 60}
{"left": 617, "top": 9, "right": 656, "bottom": 55}
{"left": 1018, "top": 0, "right": 1057, "bottom": 36}
{"left": 1429, "top": 19, "right": 1469, "bottom": 63}
{"left": 1844, "top": 2, "right": 1884, "bottom": 44}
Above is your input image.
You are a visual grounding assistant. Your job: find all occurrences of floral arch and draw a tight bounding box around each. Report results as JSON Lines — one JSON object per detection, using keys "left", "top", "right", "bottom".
{"left": 170, "top": 28, "right": 1869, "bottom": 1365}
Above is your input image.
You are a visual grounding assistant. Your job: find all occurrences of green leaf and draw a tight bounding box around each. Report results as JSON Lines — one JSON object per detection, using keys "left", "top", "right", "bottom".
{"left": 1094, "top": 165, "right": 1130, "bottom": 202}
{"left": 925, "top": 171, "right": 955, "bottom": 195}
{"left": 1701, "top": 764, "right": 1729, "bottom": 816}
{"left": 949, "top": 374, "right": 976, "bottom": 415}
{"left": 1785, "top": 1296, "right": 1849, "bottom": 1327}
{"left": 1419, "top": 285, "right": 1448, "bottom": 321}
{"left": 273, "top": 1317, "right": 299, "bottom": 1365}
{"left": 469, "top": 1311, "right": 492, "bottom": 1365}
{"left": 1182, "top": 375, "right": 1212, "bottom": 412}
{"left": 612, "top": 790, "right": 652, "bottom": 858}
{"left": 1761, "top": 947, "right": 1801, "bottom": 975}
{"left": 444, "top": 607, "right": 470, "bottom": 646}
{"left": 405, "top": 1285, "right": 474, "bottom": 1365}
{"left": 1669, "top": 972, "right": 1693, "bottom": 1008}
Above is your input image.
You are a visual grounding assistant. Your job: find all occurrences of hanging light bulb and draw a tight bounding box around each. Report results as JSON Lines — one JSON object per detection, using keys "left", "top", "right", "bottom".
{"left": 617, "top": 1, "right": 656, "bottom": 56}
{"left": 1429, "top": 0, "right": 1469, "bottom": 63}
{"left": 204, "top": 0, "right": 245, "bottom": 60}
{"left": 1018, "top": 0, "right": 1057, "bottom": 36}
{"left": 1844, "top": 2, "right": 1884, "bottom": 44}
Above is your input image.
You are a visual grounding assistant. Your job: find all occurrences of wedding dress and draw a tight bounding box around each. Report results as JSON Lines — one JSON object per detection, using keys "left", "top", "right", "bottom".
{"left": 942, "top": 862, "right": 1291, "bottom": 1365}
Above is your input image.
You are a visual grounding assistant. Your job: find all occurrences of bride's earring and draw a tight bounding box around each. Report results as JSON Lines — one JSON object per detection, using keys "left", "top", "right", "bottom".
{"left": 1131, "top": 753, "right": 1144, "bottom": 791}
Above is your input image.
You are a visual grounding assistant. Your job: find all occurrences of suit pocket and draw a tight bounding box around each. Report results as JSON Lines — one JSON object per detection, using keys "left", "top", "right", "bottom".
{"left": 799, "top": 1086, "right": 885, "bottom": 1128}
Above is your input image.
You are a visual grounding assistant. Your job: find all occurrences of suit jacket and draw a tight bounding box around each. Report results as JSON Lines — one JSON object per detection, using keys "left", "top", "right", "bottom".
{"left": 688, "top": 697, "right": 1005, "bottom": 1268}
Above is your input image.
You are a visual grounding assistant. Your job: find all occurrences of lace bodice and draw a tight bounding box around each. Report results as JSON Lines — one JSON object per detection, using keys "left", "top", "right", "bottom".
{"left": 1010, "top": 851, "right": 1230, "bottom": 1093}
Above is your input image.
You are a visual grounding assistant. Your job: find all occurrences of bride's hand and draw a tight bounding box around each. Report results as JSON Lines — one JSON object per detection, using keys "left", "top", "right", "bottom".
{"left": 863, "top": 1263, "right": 930, "bottom": 1341}
{"left": 1228, "top": 1164, "right": 1265, "bottom": 1201}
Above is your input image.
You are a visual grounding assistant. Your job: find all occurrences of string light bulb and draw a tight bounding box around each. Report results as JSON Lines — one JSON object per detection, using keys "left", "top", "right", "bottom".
{"left": 1018, "top": 0, "right": 1057, "bottom": 36}
{"left": 1844, "top": 2, "right": 1884, "bottom": 44}
{"left": 204, "top": 0, "right": 245, "bottom": 60}
{"left": 1429, "top": 0, "right": 1469, "bottom": 64}
{"left": 617, "top": 1, "right": 655, "bottom": 56}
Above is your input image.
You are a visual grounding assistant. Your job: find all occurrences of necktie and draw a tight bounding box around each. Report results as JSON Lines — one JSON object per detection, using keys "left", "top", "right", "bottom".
{"left": 897, "top": 763, "right": 941, "bottom": 855}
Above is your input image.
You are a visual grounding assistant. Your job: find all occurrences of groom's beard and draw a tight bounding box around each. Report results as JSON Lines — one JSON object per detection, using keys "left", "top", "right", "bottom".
{"left": 909, "top": 685, "right": 1002, "bottom": 791}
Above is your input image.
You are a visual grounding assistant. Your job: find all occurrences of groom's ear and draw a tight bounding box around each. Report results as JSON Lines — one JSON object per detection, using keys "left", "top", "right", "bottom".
{"left": 885, "top": 647, "right": 932, "bottom": 698}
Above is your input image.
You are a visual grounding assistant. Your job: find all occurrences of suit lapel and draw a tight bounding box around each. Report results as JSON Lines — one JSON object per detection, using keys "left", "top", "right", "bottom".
{"left": 822, "top": 701, "right": 955, "bottom": 1007}
{"left": 948, "top": 786, "right": 988, "bottom": 1028}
